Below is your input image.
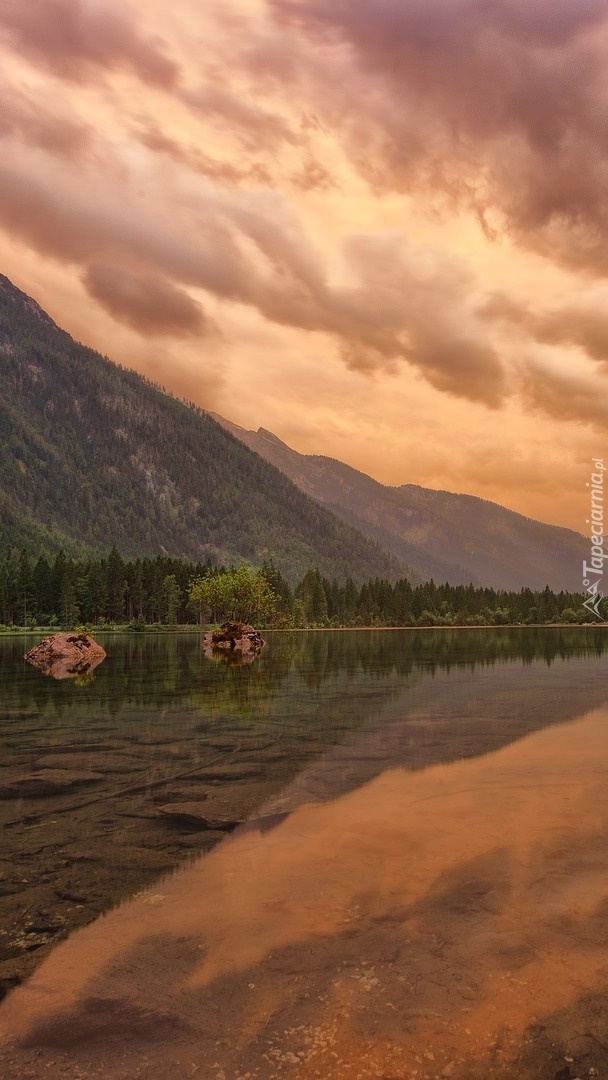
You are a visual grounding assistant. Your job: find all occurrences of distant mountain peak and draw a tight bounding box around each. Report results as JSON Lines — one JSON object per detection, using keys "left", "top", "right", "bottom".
{"left": 0, "top": 274, "right": 57, "bottom": 329}
{"left": 257, "top": 427, "right": 291, "bottom": 449}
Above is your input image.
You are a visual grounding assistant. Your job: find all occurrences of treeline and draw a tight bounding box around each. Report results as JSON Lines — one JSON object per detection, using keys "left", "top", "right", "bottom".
{"left": 0, "top": 549, "right": 601, "bottom": 628}
{"left": 0, "top": 549, "right": 210, "bottom": 628}
{"left": 291, "top": 569, "right": 602, "bottom": 626}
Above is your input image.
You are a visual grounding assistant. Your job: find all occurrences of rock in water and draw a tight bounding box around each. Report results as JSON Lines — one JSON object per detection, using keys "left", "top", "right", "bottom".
{"left": 201, "top": 621, "right": 265, "bottom": 658}
{"left": 24, "top": 633, "right": 107, "bottom": 680}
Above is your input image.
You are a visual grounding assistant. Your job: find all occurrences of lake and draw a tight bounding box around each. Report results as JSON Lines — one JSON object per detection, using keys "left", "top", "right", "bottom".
{"left": 1, "top": 627, "right": 608, "bottom": 1079}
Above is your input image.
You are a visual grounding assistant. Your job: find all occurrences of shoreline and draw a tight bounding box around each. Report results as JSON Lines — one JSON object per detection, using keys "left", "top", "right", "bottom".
{"left": 0, "top": 622, "right": 606, "bottom": 636}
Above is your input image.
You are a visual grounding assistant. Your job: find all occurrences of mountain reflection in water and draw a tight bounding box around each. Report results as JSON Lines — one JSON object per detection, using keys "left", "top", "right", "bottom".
{"left": 2, "top": 645, "right": 608, "bottom": 1079}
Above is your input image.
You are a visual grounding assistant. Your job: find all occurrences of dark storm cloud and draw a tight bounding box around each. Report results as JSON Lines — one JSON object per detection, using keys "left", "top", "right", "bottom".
{"left": 0, "top": 81, "right": 92, "bottom": 159}
{"left": 0, "top": 163, "right": 253, "bottom": 299}
{"left": 136, "top": 125, "right": 273, "bottom": 186}
{"left": 0, "top": 0, "right": 178, "bottom": 87}
{"left": 0, "top": 159, "right": 503, "bottom": 404}
{"left": 181, "top": 85, "right": 299, "bottom": 151}
{"left": 83, "top": 265, "right": 212, "bottom": 338}
{"left": 266, "top": 0, "right": 608, "bottom": 275}
{"left": 290, "top": 156, "right": 336, "bottom": 192}
{"left": 522, "top": 363, "right": 608, "bottom": 431}
{"left": 270, "top": 0, "right": 606, "bottom": 53}
{"left": 481, "top": 292, "right": 608, "bottom": 366}
{"left": 251, "top": 232, "right": 506, "bottom": 405}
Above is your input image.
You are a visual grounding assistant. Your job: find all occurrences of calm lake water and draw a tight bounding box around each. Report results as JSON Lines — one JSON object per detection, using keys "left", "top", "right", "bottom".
{"left": 2, "top": 627, "right": 608, "bottom": 1079}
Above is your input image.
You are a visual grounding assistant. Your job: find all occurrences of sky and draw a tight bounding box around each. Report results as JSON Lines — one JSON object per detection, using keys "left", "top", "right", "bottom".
{"left": 0, "top": 0, "right": 607, "bottom": 532}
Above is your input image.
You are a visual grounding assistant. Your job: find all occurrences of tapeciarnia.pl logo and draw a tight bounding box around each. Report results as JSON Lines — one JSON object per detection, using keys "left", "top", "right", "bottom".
{"left": 582, "top": 458, "right": 606, "bottom": 619}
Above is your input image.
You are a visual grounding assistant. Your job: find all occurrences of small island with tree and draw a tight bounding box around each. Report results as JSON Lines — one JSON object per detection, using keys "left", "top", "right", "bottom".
{"left": 189, "top": 565, "right": 278, "bottom": 660}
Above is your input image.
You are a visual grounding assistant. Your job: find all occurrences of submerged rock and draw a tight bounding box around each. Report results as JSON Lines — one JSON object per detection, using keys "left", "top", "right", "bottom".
{"left": 158, "top": 803, "right": 241, "bottom": 830}
{"left": 0, "top": 769, "right": 104, "bottom": 798}
{"left": 201, "top": 621, "right": 265, "bottom": 659}
{"left": 24, "top": 633, "right": 106, "bottom": 681}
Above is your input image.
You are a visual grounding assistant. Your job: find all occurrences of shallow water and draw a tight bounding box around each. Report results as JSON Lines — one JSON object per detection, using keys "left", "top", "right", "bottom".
{"left": 2, "top": 627, "right": 608, "bottom": 1078}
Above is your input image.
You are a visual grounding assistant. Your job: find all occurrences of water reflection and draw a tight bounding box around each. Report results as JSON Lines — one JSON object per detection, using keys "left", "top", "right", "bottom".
{"left": 2, "top": 626, "right": 608, "bottom": 720}
{"left": 1, "top": 630, "right": 608, "bottom": 1075}
{"left": 202, "top": 647, "right": 260, "bottom": 665}
{"left": 2, "top": 654, "right": 608, "bottom": 1077}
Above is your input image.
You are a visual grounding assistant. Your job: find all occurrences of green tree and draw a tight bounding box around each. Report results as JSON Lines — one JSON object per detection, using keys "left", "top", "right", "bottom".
{"left": 160, "top": 573, "right": 181, "bottom": 624}
{"left": 51, "top": 550, "right": 67, "bottom": 617}
{"left": 17, "top": 549, "right": 33, "bottom": 625}
{"left": 560, "top": 607, "right": 579, "bottom": 624}
{"left": 296, "top": 569, "right": 328, "bottom": 625}
{"left": 32, "top": 554, "right": 53, "bottom": 619}
{"left": 189, "top": 564, "right": 277, "bottom": 624}
{"left": 86, "top": 559, "right": 108, "bottom": 623}
{"left": 59, "top": 560, "right": 80, "bottom": 627}
{"left": 260, "top": 561, "right": 293, "bottom": 619}
{"left": 129, "top": 560, "right": 146, "bottom": 618}
{"left": 106, "top": 547, "right": 126, "bottom": 622}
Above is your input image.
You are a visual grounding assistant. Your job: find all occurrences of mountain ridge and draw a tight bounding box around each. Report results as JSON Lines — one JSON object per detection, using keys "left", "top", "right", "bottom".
{"left": 211, "top": 415, "right": 587, "bottom": 592}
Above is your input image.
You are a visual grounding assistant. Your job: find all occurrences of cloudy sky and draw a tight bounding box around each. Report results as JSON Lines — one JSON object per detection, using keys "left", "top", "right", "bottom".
{"left": 1, "top": 0, "right": 607, "bottom": 531}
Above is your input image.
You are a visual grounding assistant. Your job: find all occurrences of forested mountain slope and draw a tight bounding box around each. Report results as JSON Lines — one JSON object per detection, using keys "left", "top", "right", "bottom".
{"left": 0, "top": 275, "right": 405, "bottom": 583}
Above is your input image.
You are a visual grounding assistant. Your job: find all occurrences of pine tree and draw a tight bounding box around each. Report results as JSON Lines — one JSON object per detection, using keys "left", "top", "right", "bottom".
{"left": 59, "top": 561, "right": 80, "bottom": 627}
{"left": 33, "top": 554, "right": 53, "bottom": 619}
{"left": 17, "top": 549, "right": 33, "bottom": 625}
{"left": 296, "top": 569, "right": 328, "bottom": 625}
{"left": 160, "top": 574, "right": 181, "bottom": 624}
{"left": 106, "top": 547, "right": 126, "bottom": 622}
{"left": 129, "top": 560, "right": 146, "bottom": 618}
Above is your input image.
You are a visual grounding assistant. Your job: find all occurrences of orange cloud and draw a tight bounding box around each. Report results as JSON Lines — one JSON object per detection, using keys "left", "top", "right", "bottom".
{"left": 0, "top": 162, "right": 252, "bottom": 298}
{"left": 482, "top": 291, "right": 608, "bottom": 367}
{"left": 82, "top": 265, "right": 213, "bottom": 338}
{"left": 0, "top": 79, "right": 92, "bottom": 159}
{"left": 266, "top": 0, "right": 608, "bottom": 275}
{"left": 0, "top": 0, "right": 179, "bottom": 87}
{"left": 0, "top": 154, "right": 505, "bottom": 405}
{"left": 136, "top": 124, "right": 273, "bottom": 185}
{"left": 181, "top": 84, "right": 299, "bottom": 150}
{"left": 522, "top": 362, "right": 608, "bottom": 431}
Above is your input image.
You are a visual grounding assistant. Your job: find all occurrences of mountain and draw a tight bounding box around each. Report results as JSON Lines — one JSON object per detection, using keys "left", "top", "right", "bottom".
{"left": 0, "top": 274, "right": 406, "bottom": 584}
{"left": 212, "top": 417, "right": 587, "bottom": 592}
